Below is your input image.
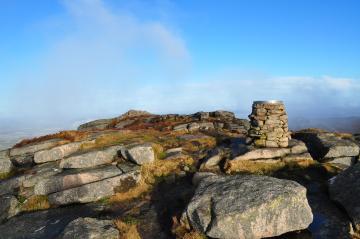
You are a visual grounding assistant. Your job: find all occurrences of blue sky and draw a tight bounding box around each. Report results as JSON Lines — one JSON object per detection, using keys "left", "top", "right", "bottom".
{"left": 1, "top": 0, "right": 360, "bottom": 129}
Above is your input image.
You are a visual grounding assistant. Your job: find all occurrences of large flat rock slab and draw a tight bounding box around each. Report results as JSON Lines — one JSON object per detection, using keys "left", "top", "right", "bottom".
{"left": 48, "top": 170, "right": 141, "bottom": 205}
{"left": 186, "top": 174, "right": 313, "bottom": 239}
{"left": 34, "top": 142, "right": 82, "bottom": 164}
{"left": 232, "top": 147, "right": 290, "bottom": 161}
{"left": 58, "top": 217, "right": 118, "bottom": 239}
{"left": 59, "top": 146, "right": 122, "bottom": 169}
{"left": 329, "top": 163, "right": 360, "bottom": 231}
{"left": 0, "top": 204, "right": 105, "bottom": 239}
{"left": 34, "top": 165, "right": 123, "bottom": 195}
{"left": 9, "top": 139, "right": 65, "bottom": 166}
{"left": 294, "top": 131, "right": 359, "bottom": 162}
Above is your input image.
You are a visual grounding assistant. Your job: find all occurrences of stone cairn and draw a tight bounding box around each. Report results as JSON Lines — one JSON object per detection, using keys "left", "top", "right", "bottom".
{"left": 248, "top": 100, "right": 290, "bottom": 148}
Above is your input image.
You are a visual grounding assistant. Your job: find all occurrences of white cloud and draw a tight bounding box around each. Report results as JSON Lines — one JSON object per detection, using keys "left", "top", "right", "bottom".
{"left": 4, "top": 0, "right": 360, "bottom": 129}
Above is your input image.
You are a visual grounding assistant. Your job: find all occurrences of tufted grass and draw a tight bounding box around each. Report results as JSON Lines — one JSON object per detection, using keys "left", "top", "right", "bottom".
{"left": 13, "top": 130, "right": 89, "bottom": 148}
{"left": 109, "top": 154, "right": 194, "bottom": 203}
{"left": 114, "top": 219, "right": 141, "bottom": 239}
{"left": 20, "top": 195, "right": 50, "bottom": 212}
{"left": 225, "top": 159, "right": 315, "bottom": 175}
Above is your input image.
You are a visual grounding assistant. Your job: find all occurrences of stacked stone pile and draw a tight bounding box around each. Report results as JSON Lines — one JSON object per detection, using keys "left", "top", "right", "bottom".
{"left": 248, "top": 100, "right": 290, "bottom": 148}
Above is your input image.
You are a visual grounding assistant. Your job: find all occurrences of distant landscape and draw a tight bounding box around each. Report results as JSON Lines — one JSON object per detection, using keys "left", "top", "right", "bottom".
{"left": 1, "top": 115, "right": 359, "bottom": 150}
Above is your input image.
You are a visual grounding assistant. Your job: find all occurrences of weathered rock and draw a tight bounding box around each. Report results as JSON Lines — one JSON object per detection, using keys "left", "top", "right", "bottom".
{"left": 165, "top": 147, "right": 182, "bottom": 155}
{"left": 173, "top": 123, "right": 188, "bottom": 131}
{"left": 34, "top": 142, "right": 82, "bottom": 164}
{"left": 0, "top": 204, "right": 105, "bottom": 239}
{"left": 34, "top": 165, "right": 122, "bottom": 195}
{"left": 329, "top": 163, "right": 360, "bottom": 230}
{"left": 0, "top": 150, "right": 13, "bottom": 175}
{"left": 59, "top": 146, "right": 122, "bottom": 169}
{"left": 78, "top": 119, "right": 113, "bottom": 131}
{"left": 59, "top": 217, "right": 118, "bottom": 239}
{"left": 232, "top": 147, "right": 290, "bottom": 161}
{"left": 192, "top": 172, "right": 217, "bottom": 186}
{"left": 9, "top": 139, "right": 63, "bottom": 157}
{"left": 200, "top": 148, "right": 225, "bottom": 169}
{"left": 164, "top": 151, "right": 188, "bottom": 161}
{"left": 198, "top": 122, "right": 214, "bottom": 130}
{"left": 23, "top": 161, "right": 62, "bottom": 188}
{"left": 117, "top": 161, "right": 140, "bottom": 173}
{"left": 114, "top": 119, "right": 135, "bottom": 129}
{"left": 10, "top": 139, "right": 65, "bottom": 166}
{"left": 289, "top": 139, "right": 308, "bottom": 154}
{"left": 210, "top": 110, "right": 235, "bottom": 120}
{"left": 188, "top": 122, "right": 200, "bottom": 131}
{"left": 294, "top": 132, "right": 360, "bottom": 161}
{"left": 119, "top": 109, "right": 152, "bottom": 118}
{"left": 282, "top": 152, "right": 313, "bottom": 163}
{"left": 125, "top": 144, "right": 155, "bottom": 165}
{"left": 186, "top": 174, "right": 313, "bottom": 239}
{"left": 193, "top": 111, "right": 210, "bottom": 120}
{"left": 326, "top": 157, "right": 356, "bottom": 167}
{"left": 48, "top": 170, "right": 141, "bottom": 205}
{"left": 0, "top": 175, "right": 26, "bottom": 196}
{"left": 0, "top": 195, "right": 19, "bottom": 222}
{"left": 224, "top": 123, "right": 247, "bottom": 133}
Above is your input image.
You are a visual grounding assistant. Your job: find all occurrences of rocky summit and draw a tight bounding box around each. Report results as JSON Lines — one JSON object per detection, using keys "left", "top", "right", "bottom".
{"left": 0, "top": 109, "right": 359, "bottom": 239}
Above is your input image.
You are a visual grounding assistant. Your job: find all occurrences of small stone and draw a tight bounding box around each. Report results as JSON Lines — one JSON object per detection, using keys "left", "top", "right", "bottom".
{"left": 126, "top": 144, "right": 155, "bottom": 165}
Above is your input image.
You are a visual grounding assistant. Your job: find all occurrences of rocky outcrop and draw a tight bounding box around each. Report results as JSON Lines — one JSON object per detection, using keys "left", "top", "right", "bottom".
{"left": 0, "top": 150, "right": 13, "bottom": 175}
{"left": 78, "top": 110, "right": 152, "bottom": 131}
{"left": 0, "top": 204, "right": 105, "bottom": 239}
{"left": 123, "top": 144, "right": 155, "bottom": 165}
{"left": 9, "top": 139, "right": 64, "bottom": 166}
{"left": 48, "top": 170, "right": 141, "bottom": 206}
{"left": 186, "top": 174, "right": 313, "bottom": 239}
{"left": 59, "top": 145, "right": 122, "bottom": 168}
{"left": 78, "top": 119, "right": 113, "bottom": 131}
{"left": 34, "top": 165, "right": 123, "bottom": 195}
{"left": 22, "top": 162, "right": 62, "bottom": 188}
{"left": 0, "top": 195, "right": 19, "bottom": 222}
{"left": 59, "top": 217, "right": 118, "bottom": 239}
{"left": 0, "top": 175, "right": 26, "bottom": 196}
{"left": 34, "top": 142, "right": 82, "bottom": 164}
{"left": 329, "top": 163, "right": 360, "bottom": 230}
{"left": 294, "top": 131, "right": 360, "bottom": 167}
{"left": 226, "top": 139, "right": 313, "bottom": 173}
